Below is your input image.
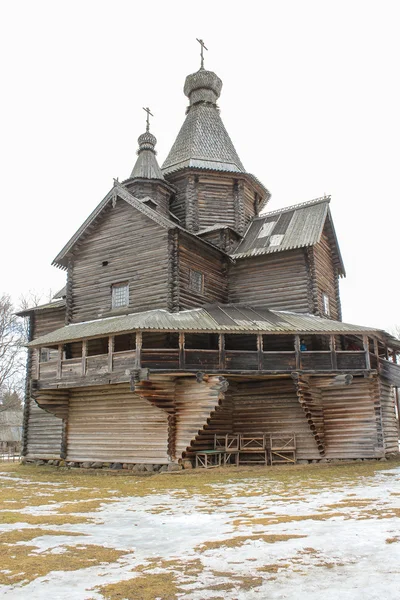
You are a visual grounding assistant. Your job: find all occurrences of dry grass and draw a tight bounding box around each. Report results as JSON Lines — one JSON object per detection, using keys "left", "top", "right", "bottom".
{"left": 195, "top": 533, "right": 306, "bottom": 552}
{"left": 0, "top": 527, "right": 84, "bottom": 544}
{"left": 0, "top": 458, "right": 399, "bottom": 595}
{"left": 94, "top": 572, "right": 182, "bottom": 600}
{"left": 0, "top": 543, "right": 126, "bottom": 586}
{"left": 0, "top": 511, "right": 95, "bottom": 525}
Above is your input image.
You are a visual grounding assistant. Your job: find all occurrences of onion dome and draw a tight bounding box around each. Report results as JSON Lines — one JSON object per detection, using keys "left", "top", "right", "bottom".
{"left": 137, "top": 130, "right": 157, "bottom": 152}
{"left": 184, "top": 68, "right": 223, "bottom": 106}
{"left": 130, "top": 129, "right": 165, "bottom": 181}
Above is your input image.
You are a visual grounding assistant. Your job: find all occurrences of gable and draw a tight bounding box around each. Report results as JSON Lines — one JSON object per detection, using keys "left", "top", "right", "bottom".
{"left": 52, "top": 182, "right": 178, "bottom": 270}
{"left": 231, "top": 197, "right": 345, "bottom": 275}
{"left": 70, "top": 198, "right": 171, "bottom": 322}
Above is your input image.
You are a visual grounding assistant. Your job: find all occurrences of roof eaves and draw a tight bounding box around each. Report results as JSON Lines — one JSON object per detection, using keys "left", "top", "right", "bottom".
{"left": 52, "top": 187, "right": 115, "bottom": 269}
{"left": 16, "top": 298, "right": 66, "bottom": 317}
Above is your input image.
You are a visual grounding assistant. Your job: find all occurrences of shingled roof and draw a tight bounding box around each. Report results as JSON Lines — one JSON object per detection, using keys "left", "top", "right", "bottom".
{"left": 232, "top": 196, "right": 345, "bottom": 275}
{"left": 129, "top": 130, "right": 165, "bottom": 181}
{"left": 162, "top": 68, "right": 245, "bottom": 175}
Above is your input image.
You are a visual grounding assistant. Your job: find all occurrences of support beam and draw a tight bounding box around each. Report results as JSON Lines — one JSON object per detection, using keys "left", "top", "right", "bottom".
{"left": 57, "top": 345, "right": 63, "bottom": 379}
{"left": 108, "top": 336, "right": 114, "bottom": 372}
{"left": 34, "top": 348, "right": 40, "bottom": 379}
{"left": 135, "top": 331, "right": 142, "bottom": 369}
{"left": 257, "top": 334, "right": 263, "bottom": 371}
{"left": 330, "top": 335, "right": 337, "bottom": 370}
{"left": 295, "top": 335, "right": 301, "bottom": 370}
{"left": 219, "top": 334, "right": 225, "bottom": 370}
{"left": 363, "top": 335, "right": 371, "bottom": 370}
{"left": 81, "top": 340, "right": 87, "bottom": 375}
{"left": 179, "top": 332, "right": 185, "bottom": 369}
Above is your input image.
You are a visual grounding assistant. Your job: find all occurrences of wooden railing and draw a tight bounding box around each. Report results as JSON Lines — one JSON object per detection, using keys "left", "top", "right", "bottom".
{"left": 36, "top": 347, "right": 378, "bottom": 384}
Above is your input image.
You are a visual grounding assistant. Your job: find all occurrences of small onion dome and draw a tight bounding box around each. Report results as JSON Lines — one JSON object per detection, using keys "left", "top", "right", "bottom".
{"left": 184, "top": 68, "right": 223, "bottom": 106}
{"left": 137, "top": 131, "right": 157, "bottom": 153}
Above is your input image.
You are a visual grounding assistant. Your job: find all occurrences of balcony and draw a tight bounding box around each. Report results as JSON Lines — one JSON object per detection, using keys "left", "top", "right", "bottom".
{"left": 32, "top": 331, "right": 380, "bottom": 390}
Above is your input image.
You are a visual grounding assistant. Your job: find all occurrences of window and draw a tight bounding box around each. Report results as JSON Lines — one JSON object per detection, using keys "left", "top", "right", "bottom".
{"left": 322, "top": 293, "right": 330, "bottom": 316}
{"left": 189, "top": 269, "right": 204, "bottom": 294}
{"left": 112, "top": 282, "right": 129, "bottom": 309}
{"left": 269, "top": 234, "right": 284, "bottom": 246}
{"left": 258, "top": 221, "right": 276, "bottom": 238}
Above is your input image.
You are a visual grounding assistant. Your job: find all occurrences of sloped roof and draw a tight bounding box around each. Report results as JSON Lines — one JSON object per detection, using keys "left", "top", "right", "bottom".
{"left": 52, "top": 182, "right": 181, "bottom": 269}
{"left": 27, "top": 304, "right": 384, "bottom": 348}
{"left": 162, "top": 103, "right": 245, "bottom": 175}
{"left": 232, "top": 196, "right": 345, "bottom": 275}
{"left": 129, "top": 130, "right": 165, "bottom": 181}
{"left": 16, "top": 298, "right": 66, "bottom": 317}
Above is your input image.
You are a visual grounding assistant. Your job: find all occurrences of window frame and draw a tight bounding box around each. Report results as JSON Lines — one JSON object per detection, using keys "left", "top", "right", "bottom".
{"left": 111, "top": 282, "right": 129, "bottom": 309}
{"left": 189, "top": 268, "right": 204, "bottom": 295}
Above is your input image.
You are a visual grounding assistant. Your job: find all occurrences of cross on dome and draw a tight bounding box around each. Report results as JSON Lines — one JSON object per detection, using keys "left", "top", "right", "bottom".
{"left": 196, "top": 38, "right": 208, "bottom": 69}
{"left": 142, "top": 106, "right": 154, "bottom": 132}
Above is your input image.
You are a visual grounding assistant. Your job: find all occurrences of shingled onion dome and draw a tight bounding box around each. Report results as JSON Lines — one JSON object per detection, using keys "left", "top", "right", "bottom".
{"left": 129, "top": 129, "right": 165, "bottom": 180}
{"left": 184, "top": 68, "right": 223, "bottom": 106}
{"left": 162, "top": 67, "right": 245, "bottom": 175}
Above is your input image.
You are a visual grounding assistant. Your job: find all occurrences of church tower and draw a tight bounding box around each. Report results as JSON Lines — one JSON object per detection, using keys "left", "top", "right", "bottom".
{"left": 162, "top": 44, "right": 270, "bottom": 238}
{"left": 123, "top": 108, "right": 175, "bottom": 218}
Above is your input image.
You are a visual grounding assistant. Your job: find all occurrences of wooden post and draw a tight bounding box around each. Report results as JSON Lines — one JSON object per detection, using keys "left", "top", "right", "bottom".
{"left": 57, "top": 344, "right": 63, "bottom": 379}
{"left": 257, "top": 334, "right": 263, "bottom": 371}
{"left": 295, "top": 335, "right": 301, "bottom": 370}
{"left": 363, "top": 335, "right": 371, "bottom": 370}
{"left": 373, "top": 338, "right": 380, "bottom": 373}
{"left": 34, "top": 348, "right": 40, "bottom": 379}
{"left": 108, "top": 336, "right": 114, "bottom": 372}
{"left": 219, "top": 334, "right": 225, "bottom": 370}
{"left": 82, "top": 340, "right": 87, "bottom": 376}
{"left": 330, "top": 335, "right": 337, "bottom": 370}
{"left": 135, "top": 331, "right": 142, "bottom": 369}
{"left": 179, "top": 332, "right": 185, "bottom": 369}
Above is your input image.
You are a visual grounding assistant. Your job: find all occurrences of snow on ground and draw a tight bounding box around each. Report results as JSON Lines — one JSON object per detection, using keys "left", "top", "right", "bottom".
{"left": 0, "top": 464, "right": 399, "bottom": 599}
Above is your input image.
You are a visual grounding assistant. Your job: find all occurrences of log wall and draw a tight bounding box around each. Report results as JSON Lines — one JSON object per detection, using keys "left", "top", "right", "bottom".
{"left": 25, "top": 401, "right": 63, "bottom": 459}
{"left": 67, "top": 384, "right": 169, "bottom": 464}
{"left": 312, "top": 226, "right": 341, "bottom": 320}
{"left": 178, "top": 233, "right": 228, "bottom": 309}
{"left": 25, "top": 306, "right": 66, "bottom": 459}
{"left": 175, "top": 376, "right": 230, "bottom": 458}
{"left": 380, "top": 379, "right": 399, "bottom": 453}
{"left": 232, "top": 378, "right": 320, "bottom": 459}
{"left": 314, "top": 376, "right": 382, "bottom": 459}
{"left": 229, "top": 250, "right": 312, "bottom": 312}
{"left": 71, "top": 199, "right": 170, "bottom": 323}
{"left": 167, "top": 172, "right": 260, "bottom": 234}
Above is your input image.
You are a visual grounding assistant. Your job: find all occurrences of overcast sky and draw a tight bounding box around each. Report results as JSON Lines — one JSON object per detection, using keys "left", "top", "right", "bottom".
{"left": 1, "top": 0, "right": 398, "bottom": 332}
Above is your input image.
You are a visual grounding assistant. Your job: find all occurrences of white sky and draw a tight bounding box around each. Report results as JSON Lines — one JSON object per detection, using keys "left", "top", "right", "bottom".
{"left": 0, "top": 0, "right": 399, "bottom": 331}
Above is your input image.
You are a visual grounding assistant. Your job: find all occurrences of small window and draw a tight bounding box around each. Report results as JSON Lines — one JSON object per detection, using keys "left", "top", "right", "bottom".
{"left": 322, "top": 293, "right": 330, "bottom": 316}
{"left": 258, "top": 221, "right": 276, "bottom": 238}
{"left": 269, "top": 234, "right": 284, "bottom": 246}
{"left": 112, "top": 282, "right": 129, "bottom": 309}
{"left": 189, "top": 269, "right": 204, "bottom": 294}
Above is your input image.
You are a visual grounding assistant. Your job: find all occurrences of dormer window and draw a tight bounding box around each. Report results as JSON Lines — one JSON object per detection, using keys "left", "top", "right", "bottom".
{"left": 269, "top": 234, "right": 284, "bottom": 246}
{"left": 258, "top": 221, "right": 276, "bottom": 238}
{"left": 189, "top": 269, "right": 204, "bottom": 294}
{"left": 143, "top": 198, "right": 158, "bottom": 211}
{"left": 112, "top": 282, "right": 129, "bottom": 309}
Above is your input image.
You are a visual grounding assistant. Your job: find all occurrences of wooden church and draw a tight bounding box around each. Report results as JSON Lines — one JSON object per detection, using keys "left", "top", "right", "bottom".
{"left": 20, "top": 46, "right": 400, "bottom": 468}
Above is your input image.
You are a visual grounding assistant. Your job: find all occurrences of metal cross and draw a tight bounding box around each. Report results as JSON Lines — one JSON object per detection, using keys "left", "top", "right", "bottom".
{"left": 142, "top": 106, "right": 154, "bottom": 132}
{"left": 196, "top": 38, "right": 208, "bottom": 69}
